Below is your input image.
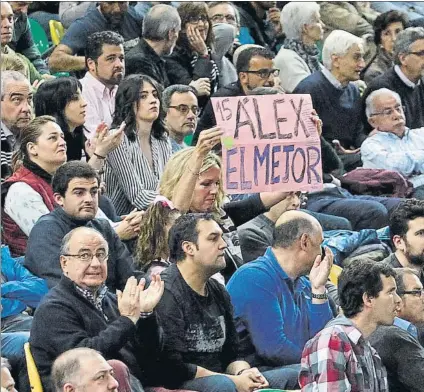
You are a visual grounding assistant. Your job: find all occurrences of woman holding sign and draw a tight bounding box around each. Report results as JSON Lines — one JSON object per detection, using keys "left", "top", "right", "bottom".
{"left": 159, "top": 127, "right": 298, "bottom": 280}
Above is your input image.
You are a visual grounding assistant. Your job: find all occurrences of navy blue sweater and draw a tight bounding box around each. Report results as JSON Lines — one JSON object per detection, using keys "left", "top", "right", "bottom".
{"left": 293, "top": 70, "right": 367, "bottom": 149}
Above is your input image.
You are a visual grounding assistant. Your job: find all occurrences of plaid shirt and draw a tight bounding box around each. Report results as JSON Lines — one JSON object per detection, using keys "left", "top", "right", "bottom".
{"left": 299, "top": 316, "right": 389, "bottom": 392}
{"left": 74, "top": 283, "right": 108, "bottom": 321}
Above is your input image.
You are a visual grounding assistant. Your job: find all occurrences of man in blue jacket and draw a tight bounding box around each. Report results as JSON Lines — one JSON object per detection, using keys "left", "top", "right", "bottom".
{"left": 227, "top": 209, "right": 333, "bottom": 367}
{"left": 1, "top": 245, "right": 48, "bottom": 369}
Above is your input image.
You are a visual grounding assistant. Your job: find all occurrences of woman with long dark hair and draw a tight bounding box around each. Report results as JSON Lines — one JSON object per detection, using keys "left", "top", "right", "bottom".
{"left": 104, "top": 74, "right": 172, "bottom": 215}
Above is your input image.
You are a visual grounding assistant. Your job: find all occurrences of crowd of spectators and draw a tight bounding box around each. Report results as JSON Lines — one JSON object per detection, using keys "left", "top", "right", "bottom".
{"left": 1, "top": 1, "right": 424, "bottom": 392}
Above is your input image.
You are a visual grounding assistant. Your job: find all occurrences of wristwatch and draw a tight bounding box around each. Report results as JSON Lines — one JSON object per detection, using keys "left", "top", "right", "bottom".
{"left": 311, "top": 292, "right": 328, "bottom": 300}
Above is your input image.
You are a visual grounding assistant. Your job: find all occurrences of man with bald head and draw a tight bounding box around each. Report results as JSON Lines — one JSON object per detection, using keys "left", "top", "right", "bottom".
{"left": 227, "top": 210, "right": 334, "bottom": 367}
{"left": 51, "top": 348, "right": 119, "bottom": 392}
{"left": 30, "top": 227, "right": 164, "bottom": 391}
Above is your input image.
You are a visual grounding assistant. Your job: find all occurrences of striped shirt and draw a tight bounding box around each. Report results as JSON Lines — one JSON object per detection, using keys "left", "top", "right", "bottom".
{"left": 103, "top": 131, "right": 172, "bottom": 215}
{"left": 1, "top": 123, "right": 15, "bottom": 183}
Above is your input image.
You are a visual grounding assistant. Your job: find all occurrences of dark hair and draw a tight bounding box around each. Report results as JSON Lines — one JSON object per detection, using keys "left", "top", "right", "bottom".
{"left": 338, "top": 259, "right": 396, "bottom": 318}
{"left": 373, "top": 10, "right": 408, "bottom": 46}
{"left": 168, "top": 213, "right": 214, "bottom": 262}
{"left": 176, "top": 2, "right": 215, "bottom": 51}
{"left": 272, "top": 217, "right": 318, "bottom": 248}
{"left": 12, "top": 115, "right": 57, "bottom": 170}
{"left": 236, "top": 46, "right": 275, "bottom": 73}
{"left": 112, "top": 74, "right": 167, "bottom": 142}
{"left": 85, "top": 31, "right": 124, "bottom": 66}
{"left": 34, "top": 77, "right": 83, "bottom": 135}
{"left": 52, "top": 161, "right": 99, "bottom": 196}
{"left": 389, "top": 199, "right": 424, "bottom": 239}
{"left": 162, "top": 84, "right": 197, "bottom": 112}
{"left": 135, "top": 202, "right": 180, "bottom": 269}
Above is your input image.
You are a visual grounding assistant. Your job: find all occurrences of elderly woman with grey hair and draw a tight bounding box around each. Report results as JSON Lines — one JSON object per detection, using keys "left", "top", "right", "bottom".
{"left": 274, "top": 2, "right": 325, "bottom": 92}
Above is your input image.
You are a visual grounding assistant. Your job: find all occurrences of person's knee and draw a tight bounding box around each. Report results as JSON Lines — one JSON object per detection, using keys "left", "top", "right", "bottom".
{"left": 356, "top": 201, "right": 388, "bottom": 230}
{"left": 199, "top": 375, "right": 237, "bottom": 392}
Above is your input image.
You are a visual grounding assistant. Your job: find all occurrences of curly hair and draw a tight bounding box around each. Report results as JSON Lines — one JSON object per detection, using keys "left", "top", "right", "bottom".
{"left": 135, "top": 202, "right": 180, "bottom": 269}
{"left": 389, "top": 199, "right": 424, "bottom": 239}
{"left": 338, "top": 259, "right": 396, "bottom": 318}
{"left": 112, "top": 74, "right": 167, "bottom": 142}
{"left": 373, "top": 10, "right": 408, "bottom": 46}
{"left": 176, "top": 2, "right": 215, "bottom": 51}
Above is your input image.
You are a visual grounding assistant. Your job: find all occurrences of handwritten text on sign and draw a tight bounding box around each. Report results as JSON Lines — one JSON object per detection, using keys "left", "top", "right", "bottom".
{"left": 211, "top": 94, "right": 323, "bottom": 194}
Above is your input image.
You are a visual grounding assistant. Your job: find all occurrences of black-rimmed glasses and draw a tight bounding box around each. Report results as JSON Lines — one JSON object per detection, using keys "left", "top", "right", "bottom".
{"left": 168, "top": 104, "right": 200, "bottom": 115}
{"left": 62, "top": 251, "right": 109, "bottom": 263}
{"left": 399, "top": 289, "right": 424, "bottom": 297}
{"left": 242, "top": 69, "right": 280, "bottom": 79}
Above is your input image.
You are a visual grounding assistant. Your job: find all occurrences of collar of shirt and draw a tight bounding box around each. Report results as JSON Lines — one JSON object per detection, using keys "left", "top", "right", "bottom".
{"left": 82, "top": 71, "right": 118, "bottom": 100}
{"left": 321, "top": 67, "right": 344, "bottom": 89}
{"left": 394, "top": 65, "right": 421, "bottom": 88}
{"left": 74, "top": 282, "right": 108, "bottom": 314}
{"left": 1, "top": 122, "right": 13, "bottom": 138}
{"left": 394, "top": 316, "right": 418, "bottom": 338}
{"left": 376, "top": 127, "right": 410, "bottom": 140}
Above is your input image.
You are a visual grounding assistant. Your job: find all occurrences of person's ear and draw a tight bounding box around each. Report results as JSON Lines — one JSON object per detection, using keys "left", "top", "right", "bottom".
{"left": 362, "top": 292, "right": 374, "bottom": 310}
{"left": 63, "top": 383, "right": 75, "bottom": 392}
{"left": 331, "top": 54, "right": 340, "bottom": 70}
{"left": 26, "top": 142, "right": 38, "bottom": 158}
{"left": 392, "top": 234, "right": 405, "bottom": 252}
{"left": 87, "top": 57, "right": 96, "bottom": 73}
{"left": 299, "top": 233, "right": 309, "bottom": 251}
{"left": 239, "top": 71, "right": 248, "bottom": 85}
{"left": 398, "top": 52, "right": 408, "bottom": 67}
{"left": 60, "top": 255, "right": 68, "bottom": 273}
{"left": 182, "top": 241, "right": 195, "bottom": 256}
{"left": 54, "top": 193, "right": 65, "bottom": 207}
{"left": 368, "top": 115, "right": 377, "bottom": 129}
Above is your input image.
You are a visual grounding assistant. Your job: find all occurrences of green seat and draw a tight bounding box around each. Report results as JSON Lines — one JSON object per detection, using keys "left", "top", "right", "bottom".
{"left": 29, "top": 18, "right": 50, "bottom": 55}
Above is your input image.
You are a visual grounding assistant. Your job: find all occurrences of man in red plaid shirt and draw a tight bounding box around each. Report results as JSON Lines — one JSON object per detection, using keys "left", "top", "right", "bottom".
{"left": 299, "top": 259, "right": 402, "bottom": 391}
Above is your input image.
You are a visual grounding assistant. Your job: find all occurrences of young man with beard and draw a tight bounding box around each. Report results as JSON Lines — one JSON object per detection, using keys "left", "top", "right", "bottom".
{"left": 152, "top": 213, "right": 300, "bottom": 392}
{"left": 80, "top": 31, "right": 125, "bottom": 139}
{"left": 384, "top": 199, "right": 424, "bottom": 284}
{"left": 49, "top": 2, "right": 142, "bottom": 73}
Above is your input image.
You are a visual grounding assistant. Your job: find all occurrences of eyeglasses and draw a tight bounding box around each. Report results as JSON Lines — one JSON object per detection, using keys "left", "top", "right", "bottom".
{"left": 409, "top": 50, "right": 424, "bottom": 57}
{"left": 168, "top": 104, "right": 200, "bottom": 115}
{"left": 187, "top": 15, "right": 209, "bottom": 24}
{"left": 63, "top": 251, "right": 109, "bottom": 263}
{"left": 242, "top": 69, "right": 280, "bottom": 79}
{"left": 210, "top": 14, "right": 237, "bottom": 25}
{"left": 399, "top": 289, "right": 424, "bottom": 297}
{"left": 370, "top": 105, "right": 405, "bottom": 117}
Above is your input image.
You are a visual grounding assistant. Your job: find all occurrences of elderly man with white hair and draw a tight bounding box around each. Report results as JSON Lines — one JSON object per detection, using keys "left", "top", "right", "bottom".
{"left": 362, "top": 87, "right": 424, "bottom": 199}
{"left": 274, "top": 2, "right": 325, "bottom": 93}
{"left": 294, "top": 29, "right": 366, "bottom": 172}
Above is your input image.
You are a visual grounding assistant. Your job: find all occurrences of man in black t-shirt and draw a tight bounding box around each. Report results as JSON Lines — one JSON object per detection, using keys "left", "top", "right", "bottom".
{"left": 152, "top": 213, "right": 300, "bottom": 392}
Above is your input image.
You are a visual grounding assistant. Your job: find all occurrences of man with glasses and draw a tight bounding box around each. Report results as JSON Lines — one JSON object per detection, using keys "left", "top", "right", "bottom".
{"left": 24, "top": 161, "right": 138, "bottom": 292}
{"left": 29, "top": 226, "right": 164, "bottom": 391}
{"left": 363, "top": 27, "right": 424, "bottom": 132}
{"left": 369, "top": 267, "right": 424, "bottom": 392}
{"left": 362, "top": 88, "right": 424, "bottom": 199}
{"left": 193, "top": 45, "right": 277, "bottom": 144}
{"left": 163, "top": 84, "right": 200, "bottom": 153}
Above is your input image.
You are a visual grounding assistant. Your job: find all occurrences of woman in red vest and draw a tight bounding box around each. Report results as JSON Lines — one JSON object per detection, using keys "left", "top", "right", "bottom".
{"left": 2, "top": 116, "right": 67, "bottom": 256}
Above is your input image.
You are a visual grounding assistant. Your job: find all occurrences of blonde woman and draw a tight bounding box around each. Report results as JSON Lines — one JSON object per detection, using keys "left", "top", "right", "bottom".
{"left": 159, "top": 128, "right": 293, "bottom": 280}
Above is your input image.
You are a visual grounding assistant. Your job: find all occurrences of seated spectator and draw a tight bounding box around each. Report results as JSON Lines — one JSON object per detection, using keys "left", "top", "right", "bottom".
{"left": 320, "top": 1, "right": 374, "bottom": 37}
{"left": 49, "top": 2, "right": 142, "bottom": 73}
{"left": 153, "top": 213, "right": 300, "bottom": 391}
{"left": 362, "top": 88, "right": 424, "bottom": 198}
{"left": 363, "top": 27, "right": 424, "bottom": 132}
{"left": 2, "top": 116, "right": 66, "bottom": 256}
{"left": 80, "top": 31, "right": 125, "bottom": 139}
{"left": 235, "top": 2, "right": 284, "bottom": 51}
{"left": 1, "top": 359, "right": 17, "bottom": 392}
{"left": 34, "top": 77, "right": 123, "bottom": 170}
{"left": 30, "top": 227, "right": 164, "bottom": 391}
{"left": 238, "top": 194, "right": 301, "bottom": 262}
{"left": 104, "top": 74, "right": 172, "bottom": 214}
{"left": 24, "top": 161, "right": 137, "bottom": 291}
{"left": 51, "top": 348, "right": 120, "bottom": 392}
{"left": 294, "top": 30, "right": 367, "bottom": 172}
{"left": 299, "top": 259, "right": 400, "bottom": 390}
{"left": 1, "top": 2, "right": 44, "bottom": 84}
{"left": 165, "top": 2, "right": 220, "bottom": 111}
{"left": 274, "top": 2, "right": 324, "bottom": 93}
{"left": 370, "top": 268, "right": 424, "bottom": 392}
{"left": 1, "top": 245, "right": 48, "bottom": 374}
{"left": 194, "top": 45, "right": 276, "bottom": 144}
{"left": 135, "top": 197, "right": 180, "bottom": 276}
{"left": 383, "top": 199, "right": 424, "bottom": 284}
{"left": 126, "top": 4, "right": 180, "bottom": 87}
{"left": 1, "top": 70, "right": 32, "bottom": 183}
{"left": 160, "top": 133, "right": 297, "bottom": 280}
{"left": 362, "top": 10, "right": 408, "bottom": 84}
{"left": 162, "top": 84, "right": 198, "bottom": 153}
{"left": 9, "top": 1, "right": 50, "bottom": 76}
{"left": 228, "top": 210, "right": 333, "bottom": 367}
